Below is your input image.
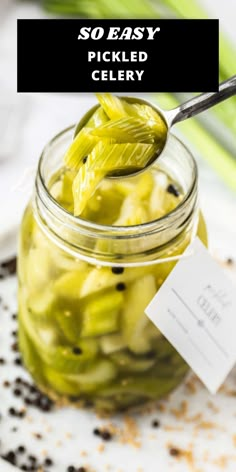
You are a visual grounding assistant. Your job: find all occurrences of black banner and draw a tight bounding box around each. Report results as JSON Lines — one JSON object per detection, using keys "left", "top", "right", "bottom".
{"left": 17, "top": 19, "right": 219, "bottom": 93}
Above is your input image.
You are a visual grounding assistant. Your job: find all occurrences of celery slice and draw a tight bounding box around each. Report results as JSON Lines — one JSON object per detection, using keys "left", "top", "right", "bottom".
{"left": 80, "top": 265, "right": 153, "bottom": 298}
{"left": 100, "top": 334, "right": 127, "bottom": 354}
{"left": 85, "top": 106, "right": 109, "bottom": 128}
{"left": 73, "top": 141, "right": 157, "bottom": 215}
{"left": 92, "top": 117, "right": 157, "bottom": 143}
{"left": 44, "top": 365, "right": 80, "bottom": 396}
{"left": 64, "top": 128, "right": 98, "bottom": 170}
{"left": 121, "top": 274, "right": 157, "bottom": 353}
{"left": 96, "top": 93, "right": 129, "bottom": 119}
{"left": 111, "top": 351, "right": 155, "bottom": 372}
{"left": 131, "top": 103, "right": 167, "bottom": 137}
{"left": 114, "top": 195, "right": 149, "bottom": 226}
{"left": 41, "top": 339, "right": 98, "bottom": 374}
{"left": 81, "top": 290, "right": 123, "bottom": 337}
{"left": 69, "top": 360, "right": 117, "bottom": 392}
{"left": 54, "top": 267, "right": 90, "bottom": 299}
{"left": 55, "top": 309, "right": 81, "bottom": 344}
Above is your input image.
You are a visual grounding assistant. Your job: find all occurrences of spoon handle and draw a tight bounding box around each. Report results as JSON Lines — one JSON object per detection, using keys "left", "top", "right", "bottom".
{"left": 169, "top": 75, "right": 236, "bottom": 126}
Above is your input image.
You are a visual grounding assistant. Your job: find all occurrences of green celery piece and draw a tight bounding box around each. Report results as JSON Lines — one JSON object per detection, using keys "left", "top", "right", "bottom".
{"left": 121, "top": 274, "right": 157, "bottom": 354}
{"left": 72, "top": 141, "right": 157, "bottom": 215}
{"left": 96, "top": 93, "right": 129, "bottom": 119}
{"left": 54, "top": 267, "right": 91, "bottom": 299}
{"left": 92, "top": 117, "right": 158, "bottom": 143}
{"left": 43, "top": 0, "right": 160, "bottom": 17}
{"left": 64, "top": 127, "right": 98, "bottom": 171}
{"left": 60, "top": 170, "right": 75, "bottom": 204}
{"left": 68, "top": 360, "right": 117, "bottom": 392}
{"left": 27, "top": 289, "right": 54, "bottom": 317}
{"left": 98, "top": 0, "right": 158, "bottom": 18}
{"left": 175, "top": 92, "right": 236, "bottom": 155}
{"left": 40, "top": 339, "right": 98, "bottom": 374}
{"left": 130, "top": 103, "right": 167, "bottom": 138}
{"left": 100, "top": 334, "right": 127, "bottom": 354}
{"left": 114, "top": 195, "right": 149, "bottom": 226}
{"left": 80, "top": 265, "right": 153, "bottom": 298}
{"left": 154, "top": 93, "right": 236, "bottom": 191}
{"left": 162, "top": 0, "right": 236, "bottom": 79}
{"left": 44, "top": 365, "right": 80, "bottom": 396}
{"left": 26, "top": 248, "right": 51, "bottom": 292}
{"left": 18, "top": 324, "right": 43, "bottom": 380}
{"left": 55, "top": 309, "right": 81, "bottom": 344}
{"left": 85, "top": 106, "right": 109, "bottom": 128}
{"left": 111, "top": 351, "right": 155, "bottom": 373}
{"left": 81, "top": 290, "right": 123, "bottom": 337}
{"left": 99, "top": 376, "right": 181, "bottom": 399}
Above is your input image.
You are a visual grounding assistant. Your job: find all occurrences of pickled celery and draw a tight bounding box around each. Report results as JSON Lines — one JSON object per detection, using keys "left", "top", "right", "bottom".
{"left": 18, "top": 95, "right": 207, "bottom": 412}
{"left": 64, "top": 93, "right": 167, "bottom": 216}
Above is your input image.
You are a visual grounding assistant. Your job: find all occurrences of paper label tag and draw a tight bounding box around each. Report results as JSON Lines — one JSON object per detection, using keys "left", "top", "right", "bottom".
{"left": 145, "top": 237, "right": 236, "bottom": 394}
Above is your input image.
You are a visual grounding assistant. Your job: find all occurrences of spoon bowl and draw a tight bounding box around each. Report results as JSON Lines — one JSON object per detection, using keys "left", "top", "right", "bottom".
{"left": 74, "top": 75, "right": 236, "bottom": 179}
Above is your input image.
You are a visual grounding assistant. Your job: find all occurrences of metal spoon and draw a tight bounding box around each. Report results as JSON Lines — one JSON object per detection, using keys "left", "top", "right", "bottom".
{"left": 75, "top": 75, "right": 236, "bottom": 178}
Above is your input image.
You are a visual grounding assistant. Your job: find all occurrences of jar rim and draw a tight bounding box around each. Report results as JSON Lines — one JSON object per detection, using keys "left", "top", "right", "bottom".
{"left": 37, "top": 125, "right": 198, "bottom": 238}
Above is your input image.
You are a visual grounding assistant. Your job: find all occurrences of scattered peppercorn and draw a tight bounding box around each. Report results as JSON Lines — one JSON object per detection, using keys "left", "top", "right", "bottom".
{"left": 11, "top": 341, "right": 19, "bottom": 351}
{"left": 111, "top": 267, "right": 124, "bottom": 274}
{"left": 82, "top": 156, "right": 88, "bottom": 164}
{"left": 169, "top": 447, "right": 181, "bottom": 457}
{"left": 67, "top": 466, "right": 76, "bottom": 472}
{"left": 3, "top": 380, "right": 10, "bottom": 387}
{"left": 9, "top": 407, "right": 16, "bottom": 416}
{"left": 21, "top": 464, "right": 28, "bottom": 470}
{"left": 72, "top": 347, "right": 82, "bottom": 355}
{"left": 3, "top": 450, "right": 16, "bottom": 465}
{"left": 93, "top": 428, "right": 100, "bottom": 436}
{"left": 18, "top": 446, "right": 25, "bottom": 454}
{"left": 1, "top": 257, "right": 17, "bottom": 275}
{"left": 152, "top": 419, "right": 160, "bottom": 428}
{"left": 0, "top": 357, "right": 6, "bottom": 364}
{"left": 13, "top": 388, "right": 22, "bottom": 397}
{"left": 12, "top": 313, "right": 17, "bottom": 320}
{"left": 14, "top": 357, "right": 22, "bottom": 366}
{"left": 44, "top": 457, "right": 53, "bottom": 466}
{"left": 116, "top": 282, "right": 126, "bottom": 291}
{"left": 226, "top": 257, "right": 234, "bottom": 265}
{"left": 99, "top": 429, "right": 112, "bottom": 441}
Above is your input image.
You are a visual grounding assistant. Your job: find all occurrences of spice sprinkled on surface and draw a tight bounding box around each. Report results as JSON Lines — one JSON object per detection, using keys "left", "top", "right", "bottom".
{"left": 169, "top": 447, "right": 181, "bottom": 457}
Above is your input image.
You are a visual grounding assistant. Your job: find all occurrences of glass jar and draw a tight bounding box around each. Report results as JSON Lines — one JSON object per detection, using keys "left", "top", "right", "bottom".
{"left": 18, "top": 127, "right": 207, "bottom": 413}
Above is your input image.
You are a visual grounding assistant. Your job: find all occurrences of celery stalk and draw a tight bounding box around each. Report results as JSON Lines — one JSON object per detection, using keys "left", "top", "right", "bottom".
{"left": 154, "top": 93, "right": 236, "bottom": 191}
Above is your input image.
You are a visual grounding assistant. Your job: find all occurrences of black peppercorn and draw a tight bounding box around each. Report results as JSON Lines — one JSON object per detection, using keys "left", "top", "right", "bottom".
{"left": 116, "top": 282, "right": 126, "bottom": 291}
{"left": 166, "top": 184, "right": 179, "bottom": 197}
{"left": 111, "top": 267, "right": 124, "bottom": 274}
{"left": 72, "top": 347, "right": 82, "bottom": 355}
